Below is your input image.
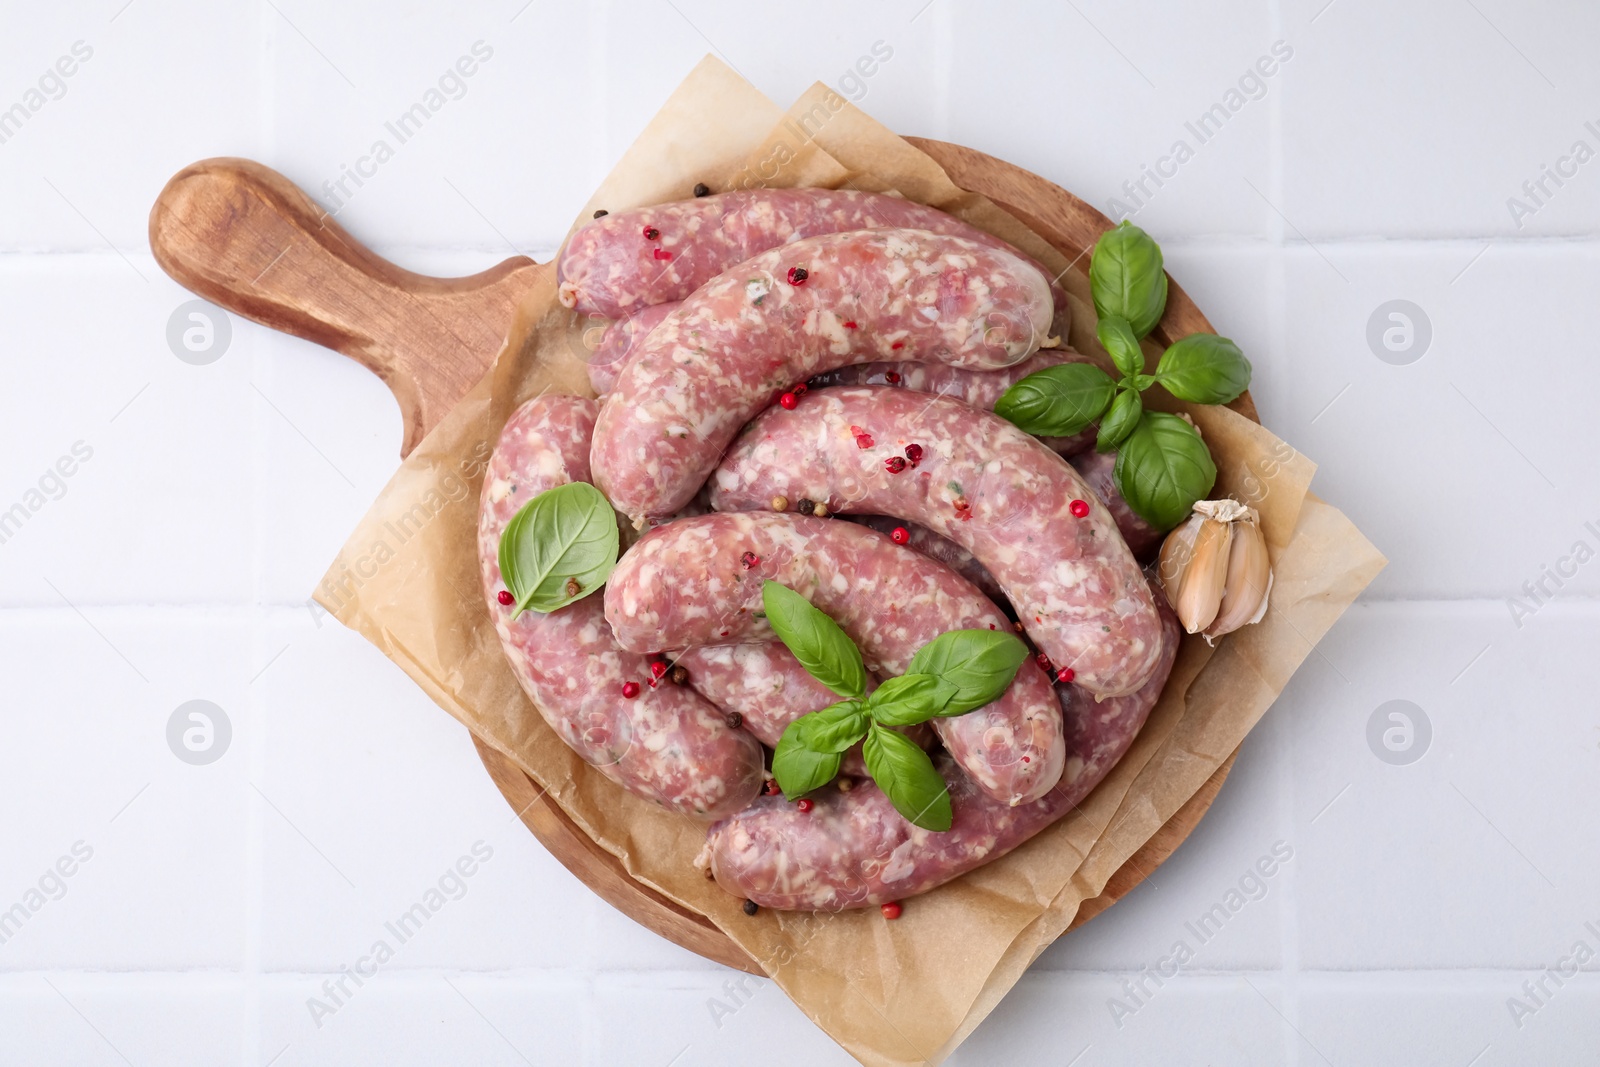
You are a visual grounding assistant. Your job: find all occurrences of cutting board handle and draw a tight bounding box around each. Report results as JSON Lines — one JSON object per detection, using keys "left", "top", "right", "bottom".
{"left": 148, "top": 157, "right": 543, "bottom": 455}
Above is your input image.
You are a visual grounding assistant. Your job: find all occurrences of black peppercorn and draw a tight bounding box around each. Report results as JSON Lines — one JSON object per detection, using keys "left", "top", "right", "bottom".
{"left": 693, "top": 182, "right": 710, "bottom": 197}
{"left": 726, "top": 711, "right": 743, "bottom": 729}
{"left": 743, "top": 899, "right": 759, "bottom": 916}
{"left": 593, "top": 209, "right": 608, "bottom": 218}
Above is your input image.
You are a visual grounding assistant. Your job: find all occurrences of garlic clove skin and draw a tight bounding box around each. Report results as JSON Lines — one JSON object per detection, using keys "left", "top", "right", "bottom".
{"left": 1165, "top": 516, "right": 1233, "bottom": 635}
{"left": 1204, "top": 515, "right": 1272, "bottom": 642}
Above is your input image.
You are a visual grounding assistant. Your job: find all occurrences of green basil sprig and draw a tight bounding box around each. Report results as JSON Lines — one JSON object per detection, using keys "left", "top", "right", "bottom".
{"left": 995, "top": 220, "right": 1247, "bottom": 530}
{"left": 763, "top": 580, "right": 1028, "bottom": 831}
{"left": 1089, "top": 220, "right": 1168, "bottom": 338}
{"left": 498, "top": 482, "right": 619, "bottom": 618}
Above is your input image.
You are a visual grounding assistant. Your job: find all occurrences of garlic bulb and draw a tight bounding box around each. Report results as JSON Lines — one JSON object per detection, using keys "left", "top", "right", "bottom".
{"left": 1157, "top": 499, "right": 1272, "bottom": 642}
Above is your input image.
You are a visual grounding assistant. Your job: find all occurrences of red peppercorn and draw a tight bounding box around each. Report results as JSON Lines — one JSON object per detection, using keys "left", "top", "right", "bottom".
{"left": 880, "top": 901, "right": 902, "bottom": 920}
{"left": 843, "top": 320, "right": 858, "bottom": 329}
{"left": 797, "top": 798, "right": 814, "bottom": 813}
{"left": 740, "top": 550, "right": 760, "bottom": 569}
{"left": 497, "top": 590, "right": 514, "bottom": 606}
{"left": 792, "top": 383, "right": 808, "bottom": 398}
{"left": 1070, "top": 498, "right": 1091, "bottom": 518}
{"left": 651, "top": 660, "right": 669, "bottom": 680}
{"left": 642, "top": 225, "right": 659, "bottom": 239}
{"left": 764, "top": 779, "right": 781, "bottom": 796}
{"left": 779, "top": 392, "right": 798, "bottom": 410}
{"left": 1057, "top": 666, "right": 1076, "bottom": 684}
{"left": 621, "top": 681, "right": 641, "bottom": 699}
{"left": 652, "top": 247, "right": 672, "bottom": 261}
{"left": 786, "top": 266, "right": 809, "bottom": 285}
{"left": 884, "top": 370, "right": 902, "bottom": 385}
{"left": 891, "top": 526, "right": 910, "bottom": 545}
{"left": 904, "top": 443, "right": 924, "bottom": 466}
{"left": 890, "top": 341, "right": 904, "bottom": 350}
{"left": 855, "top": 432, "right": 875, "bottom": 449}
{"left": 885, "top": 456, "right": 907, "bottom": 474}
{"left": 1036, "top": 652, "right": 1053, "bottom": 674}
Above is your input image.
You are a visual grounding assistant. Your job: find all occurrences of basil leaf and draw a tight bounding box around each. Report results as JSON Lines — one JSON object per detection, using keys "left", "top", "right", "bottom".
{"left": 862, "top": 723, "right": 952, "bottom": 832}
{"left": 1128, "top": 373, "right": 1158, "bottom": 392}
{"left": 994, "top": 363, "right": 1117, "bottom": 437}
{"left": 772, "top": 718, "right": 843, "bottom": 799}
{"left": 761, "top": 581, "right": 867, "bottom": 698}
{"left": 1097, "top": 315, "right": 1146, "bottom": 381}
{"left": 1113, "top": 412, "right": 1218, "bottom": 530}
{"left": 906, "top": 629, "right": 1029, "bottom": 716}
{"left": 866, "top": 674, "right": 959, "bottom": 727}
{"left": 1155, "top": 333, "right": 1253, "bottom": 405}
{"left": 796, "top": 699, "right": 870, "bottom": 754}
{"left": 1089, "top": 220, "right": 1168, "bottom": 339}
{"left": 498, "top": 482, "right": 619, "bottom": 617}
{"left": 1096, "top": 388, "right": 1142, "bottom": 454}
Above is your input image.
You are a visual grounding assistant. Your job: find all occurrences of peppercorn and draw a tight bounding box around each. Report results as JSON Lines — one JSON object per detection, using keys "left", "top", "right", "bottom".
{"left": 642, "top": 225, "right": 659, "bottom": 240}
{"left": 786, "top": 266, "right": 809, "bottom": 285}
{"left": 726, "top": 711, "right": 743, "bottom": 729}
{"left": 880, "top": 901, "right": 902, "bottom": 920}
{"left": 621, "top": 681, "right": 641, "bottom": 699}
{"left": 797, "top": 798, "right": 814, "bottom": 813}
{"left": 885, "top": 456, "right": 907, "bottom": 474}
{"left": 771, "top": 495, "right": 789, "bottom": 512}
{"left": 743, "top": 900, "right": 759, "bottom": 916}
{"left": 564, "top": 577, "right": 581, "bottom": 597}
{"left": 670, "top": 665, "right": 689, "bottom": 686}
{"left": 593, "top": 209, "right": 608, "bottom": 218}
{"left": 796, "top": 499, "right": 815, "bottom": 517}
{"left": 693, "top": 182, "right": 711, "bottom": 197}
{"left": 497, "top": 590, "right": 514, "bottom": 606}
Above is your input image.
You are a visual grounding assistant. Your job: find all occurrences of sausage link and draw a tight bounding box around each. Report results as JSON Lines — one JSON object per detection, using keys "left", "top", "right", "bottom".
{"left": 587, "top": 301, "right": 675, "bottom": 396}
{"left": 695, "top": 582, "right": 1180, "bottom": 911}
{"left": 851, "top": 516, "right": 1009, "bottom": 609}
{"left": 811, "top": 349, "right": 1098, "bottom": 457}
{"left": 479, "top": 395, "right": 764, "bottom": 818}
{"left": 557, "top": 187, "right": 1070, "bottom": 324}
{"left": 709, "top": 386, "right": 1163, "bottom": 697}
{"left": 1070, "top": 448, "right": 1166, "bottom": 560}
{"left": 590, "top": 229, "right": 1056, "bottom": 523}
{"left": 605, "top": 512, "right": 1065, "bottom": 806}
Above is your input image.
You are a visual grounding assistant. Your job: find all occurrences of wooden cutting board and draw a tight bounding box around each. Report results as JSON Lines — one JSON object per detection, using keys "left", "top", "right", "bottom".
{"left": 149, "top": 141, "right": 1247, "bottom": 975}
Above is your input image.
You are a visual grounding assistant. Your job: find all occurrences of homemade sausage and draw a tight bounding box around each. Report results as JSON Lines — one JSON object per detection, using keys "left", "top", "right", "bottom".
{"left": 605, "top": 512, "right": 1065, "bottom": 806}
{"left": 478, "top": 395, "right": 764, "bottom": 818}
{"left": 557, "top": 187, "right": 1069, "bottom": 322}
{"left": 811, "top": 350, "right": 1098, "bottom": 458}
{"left": 589, "top": 228, "right": 1056, "bottom": 523}
{"left": 851, "top": 516, "right": 1009, "bottom": 609}
{"left": 1070, "top": 448, "right": 1165, "bottom": 559}
{"left": 586, "top": 301, "right": 675, "bottom": 397}
{"left": 709, "top": 386, "right": 1163, "bottom": 698}
{"left": 695, "top": 581, "right": 1180, "bottom": 910}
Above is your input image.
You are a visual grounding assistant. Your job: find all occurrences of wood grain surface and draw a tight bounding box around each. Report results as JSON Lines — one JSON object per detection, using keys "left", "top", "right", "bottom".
{"left": 147, "top": 140, "right": 1247, "bottom": 975}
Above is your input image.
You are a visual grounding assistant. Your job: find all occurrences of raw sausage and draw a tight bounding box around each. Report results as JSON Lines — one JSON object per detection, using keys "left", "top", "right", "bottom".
{"left": 695, "top": 581, "right": 1180, "bottom": 910}
{"left": 586, "top": 302, "right": 674, "bottom": 396}
{"left": 810, "top": 349, "right": 1098, "bottom": 458}
{"left": 851, "top": 516, "right": 1009, "bottom": 609}
{"left": 478, "top": 395, "right": 764, "bottom": 818}
{"left": 605, "top": 512, "right": 1065, "bottom": 806}
{"left": 709, "top": 386, "right": 1163, "bottom": 698}
{"left": 557, "top": 187, "right": 1069, "bottom": 322}
{"left": 589, "top": 228, "right": 1056, "bottom": 523}
{"left": 1070, "top": 448, "right": 1165, "bottom": 559}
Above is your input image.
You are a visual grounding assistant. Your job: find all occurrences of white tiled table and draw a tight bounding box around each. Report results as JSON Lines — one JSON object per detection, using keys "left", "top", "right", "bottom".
{"left": 2, "top": 2, "right": 1597, "bottom": 1064}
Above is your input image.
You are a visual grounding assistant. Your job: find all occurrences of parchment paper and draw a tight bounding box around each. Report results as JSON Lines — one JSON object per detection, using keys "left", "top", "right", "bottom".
{"left": 314, "top": 56, "right": 1386, "bottom": 1067}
